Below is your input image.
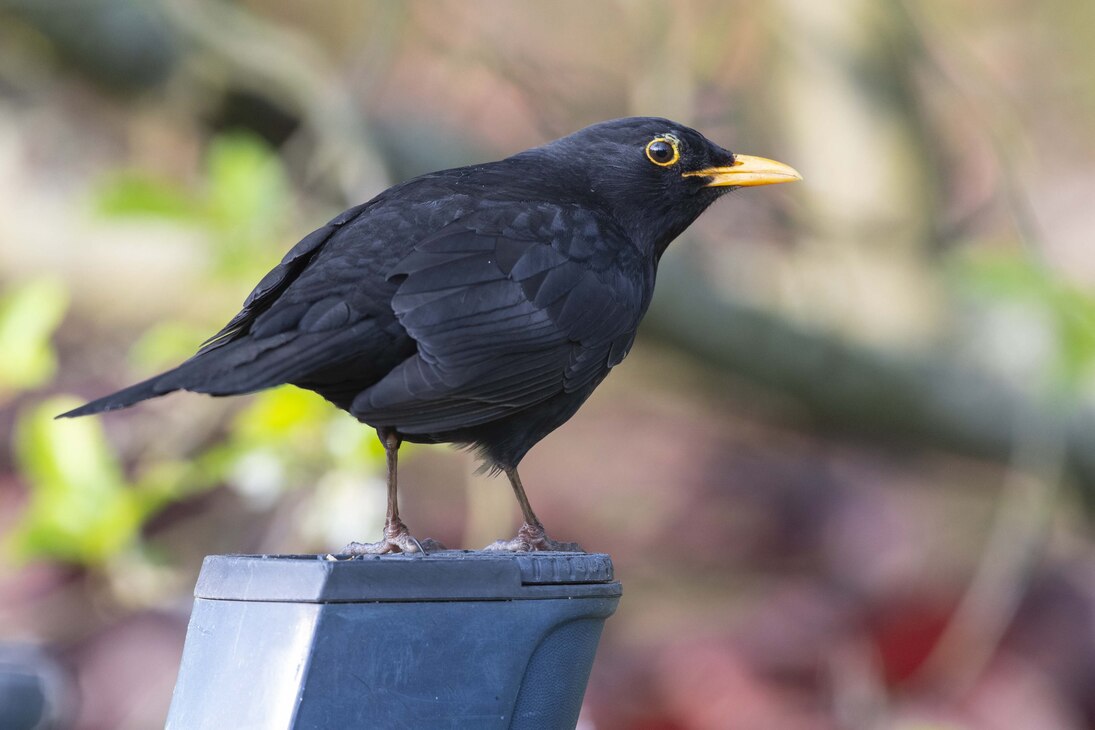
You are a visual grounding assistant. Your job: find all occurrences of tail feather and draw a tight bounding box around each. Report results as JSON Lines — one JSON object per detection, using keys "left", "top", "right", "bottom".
{"left": 57, "top": 370, "right": 182, "bottom": 418}
{"left": 58, "top": 319, "right": 390, "bottom": 419}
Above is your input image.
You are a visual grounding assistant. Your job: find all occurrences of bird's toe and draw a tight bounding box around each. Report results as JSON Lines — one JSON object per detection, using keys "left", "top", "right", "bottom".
{"left": 340, "top": 520, "right": 446, "bottom": 556}
{"left": 341, "top": 539, "right": 399, "bottom": 556}
{"left": 483, "top": 522, "right": 583, "bottom": 553}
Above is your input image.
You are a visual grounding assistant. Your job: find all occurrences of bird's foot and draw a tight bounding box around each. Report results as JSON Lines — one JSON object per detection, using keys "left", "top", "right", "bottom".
{"left": 483, "top": 522, "right": 583, "bottom": 552}
{"left": 341, "top": 520, "right": 446, "bottom": 555}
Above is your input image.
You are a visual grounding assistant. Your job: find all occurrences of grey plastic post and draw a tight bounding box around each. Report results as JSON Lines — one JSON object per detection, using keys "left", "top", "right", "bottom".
{"left": 166, "top": 552, "right": 621, "bottom": 729}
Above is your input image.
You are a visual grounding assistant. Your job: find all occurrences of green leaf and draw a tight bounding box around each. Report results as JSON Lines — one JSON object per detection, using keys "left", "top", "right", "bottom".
{"left": 233, "top": 386, "right": 331, "bottom": 448}
{"left": 204, "top": 134, "right": 292, "bottom": 276}
{"left": 8, "top": 397, "right": 148, "bottom": 564}
{"left": 94, "top": 174, "right": 201, "bottom": 221}
{"left": 128, "top": 320, "right": 209, "bottom": 373}
{"left": 228, "top": 387, "right": 386, "bottom": 478}
{"left": 950, "top": 251, "right": 1049, "bottom": 299}
{"left": 0, "top": 278, "right": 68, "bottom": 397}
{"left": 206, "top": 134, "right": 289, "bottom": 226}
{"left": 951, "top": 251, "right": 1095, "bottom": 391}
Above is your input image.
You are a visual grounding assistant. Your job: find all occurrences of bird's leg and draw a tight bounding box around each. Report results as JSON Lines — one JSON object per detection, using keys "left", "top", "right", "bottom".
{"left": 342, "top": 429, "right": 445, "bottom": 555}
{"left": 483, "top": 466, "right": 583, "bottom": 552}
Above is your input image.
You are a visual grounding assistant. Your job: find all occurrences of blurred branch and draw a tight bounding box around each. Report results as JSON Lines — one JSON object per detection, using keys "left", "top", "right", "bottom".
{"left": 891, "top": 2, "right": 1078, "bottom": 694}
{"left": 0, "top": 0, "right": 178, "bottom": 92}
{"left": 914, "top": 410, "right": 1064, "bottom": 695}
{"left": 161, "top": 0, "right": 390, "bottom": 203}
{"left": 644, "top": 256, "right": 1095, "bottom": 503}
{"left": 897, "top": 1, "right": 1047, "bottom": 262}
{"left": 2, "top": 0, "right": 391, "bottom": 203}
{"left": 768, "top": 0, "right": 940, "bottom": 342}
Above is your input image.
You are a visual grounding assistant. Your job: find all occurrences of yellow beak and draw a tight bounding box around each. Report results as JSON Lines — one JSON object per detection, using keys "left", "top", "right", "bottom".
{"left": 682, "top": 154, "right": 802, "bottom": 187}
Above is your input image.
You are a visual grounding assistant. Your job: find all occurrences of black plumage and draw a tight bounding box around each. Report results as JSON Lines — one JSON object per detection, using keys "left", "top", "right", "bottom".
{"left": 62, "top": 117, "right": 800, "bottom": 553}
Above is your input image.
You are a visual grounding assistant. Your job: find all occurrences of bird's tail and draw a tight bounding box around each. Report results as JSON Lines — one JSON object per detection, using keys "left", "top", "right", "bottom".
{"left": 57, "top": 370, "right": 181, "bottom": 419}
{"left": 58, "top": 314, "right": 386, "bottom": 419}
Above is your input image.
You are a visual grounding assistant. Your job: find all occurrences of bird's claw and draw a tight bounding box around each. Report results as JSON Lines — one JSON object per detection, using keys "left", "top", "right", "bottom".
{"left": 483, "top": 522, "right": 583, "bottom": 553}
{"left": 341, "top": 520, "right": 445, "bottom": 555}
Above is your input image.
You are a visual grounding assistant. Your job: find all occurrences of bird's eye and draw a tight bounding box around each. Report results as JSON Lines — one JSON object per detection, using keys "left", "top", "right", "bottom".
{"left": 645, "top": 137, "right": 680, "bottom": 167}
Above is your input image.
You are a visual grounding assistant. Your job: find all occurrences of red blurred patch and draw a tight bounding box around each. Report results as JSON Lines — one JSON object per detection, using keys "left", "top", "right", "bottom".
{"left": 867, "top": 598, "right": 955, "bottom": 686}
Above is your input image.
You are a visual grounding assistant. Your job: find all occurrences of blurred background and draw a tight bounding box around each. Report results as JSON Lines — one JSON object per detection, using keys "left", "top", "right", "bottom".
{"left": 1, "top": 0, "right": 1094, "bottom": 727}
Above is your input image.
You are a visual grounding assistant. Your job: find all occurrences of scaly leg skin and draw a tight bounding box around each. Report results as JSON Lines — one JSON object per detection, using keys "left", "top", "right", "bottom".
{"left": 340, "top": 428, "right": 446, "bottom": 556}
{"left": 484, "top": 521, "right": 582, "bottom": 552}
{"left": 483, "top": 466, "right": 584, "bottom": 553}
{"left": 343, "top": 518, "right": 446, "bottom": 555}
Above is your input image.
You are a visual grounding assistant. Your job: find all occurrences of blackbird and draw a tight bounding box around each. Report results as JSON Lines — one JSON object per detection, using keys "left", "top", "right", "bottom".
{"left": 61, "top": 117, "right": 800, "bottom": 554}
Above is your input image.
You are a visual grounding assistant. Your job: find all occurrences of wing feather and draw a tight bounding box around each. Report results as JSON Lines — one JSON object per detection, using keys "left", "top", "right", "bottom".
{"left": 351, "top": 213, "right": 646, "bottom": 433}
{"left": 197, "top": 202, "right": 369, "bottom": 353}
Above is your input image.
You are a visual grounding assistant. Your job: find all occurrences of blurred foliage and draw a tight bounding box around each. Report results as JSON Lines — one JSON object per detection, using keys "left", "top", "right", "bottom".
{"left": 9, "top": 397, "right": 161, "bottom": 563}
{"left": 951, "top": 251, "right": 1095, "bottom": 394}
{"left": 95, "top": 133, "right": 294, "bottom": 282}
{"left": 2, "top": 1, "right": 1095, "bottom": 725}
{"left": 7, "top": 132, "right": 384, "bottom": 566}
{"left": 216, "top": 387, "right": 388, "bottom": 510}
{"left": 230, "top": 386, "right": 387, "bottom": 471}
{"left": 101, "top": 133, "right": 299, "bottom": 372}
{"left": 0, "top": 278, "right": 68, "bottom": 401}
{"left": 0, "top": 0, "right": 178, "bottom": 92}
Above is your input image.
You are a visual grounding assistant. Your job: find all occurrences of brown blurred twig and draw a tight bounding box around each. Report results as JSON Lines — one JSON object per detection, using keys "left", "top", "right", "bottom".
{"left": 894, "top": 0, "right": 1070, "bottom": 696}
{"left": 644, "top": 256, "right": 1095, "bottom": 498}
{"left": 161, "top": 0, "right": 391, "bottom": 203}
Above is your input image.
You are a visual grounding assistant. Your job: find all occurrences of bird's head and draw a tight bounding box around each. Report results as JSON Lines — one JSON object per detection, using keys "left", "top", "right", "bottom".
{"left": 520, "top": 117, "right": 801, "bottom": 257}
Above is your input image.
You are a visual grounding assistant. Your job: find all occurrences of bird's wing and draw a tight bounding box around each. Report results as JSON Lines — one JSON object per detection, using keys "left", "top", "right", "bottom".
{"left": 196, "top": 202, "right": 371, "bottom": 354}
{"left": 144, "top": 201, "right": 415, "bottom": 399}
{"left": 350, "top": 211, "right": 646, "bottom": 434}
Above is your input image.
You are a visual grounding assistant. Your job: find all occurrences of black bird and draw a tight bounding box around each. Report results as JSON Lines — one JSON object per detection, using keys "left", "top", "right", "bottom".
{"left": 61, "top": 117, "right": 800, "bottom": 554}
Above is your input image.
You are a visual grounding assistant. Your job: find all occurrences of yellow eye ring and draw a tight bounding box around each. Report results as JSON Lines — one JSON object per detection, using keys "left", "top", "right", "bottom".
{"left": 645, "top": 136, "right": 680, "bottom": 167}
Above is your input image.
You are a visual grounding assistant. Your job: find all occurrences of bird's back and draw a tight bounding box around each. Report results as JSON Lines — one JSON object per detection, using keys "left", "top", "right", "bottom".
{"left": 64, "top": 157, "right": 652, "bottom": 471}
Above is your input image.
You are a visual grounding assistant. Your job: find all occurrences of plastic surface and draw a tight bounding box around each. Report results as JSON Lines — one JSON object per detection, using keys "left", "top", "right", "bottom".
{"left": 0, "top": 644, "right": 67, "bottom": 730}
{"left": 166, "top": 552, "right": 621, "bottom": 730}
